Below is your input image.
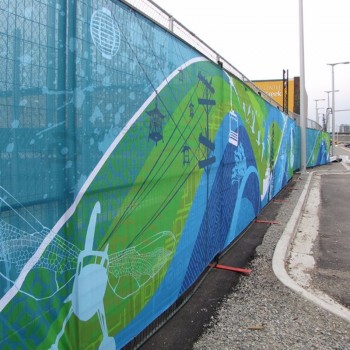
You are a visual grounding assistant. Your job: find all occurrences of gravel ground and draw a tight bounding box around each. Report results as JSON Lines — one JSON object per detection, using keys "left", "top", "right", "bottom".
{"left": 193, "top": 172, "right": 350, "bottom": 350}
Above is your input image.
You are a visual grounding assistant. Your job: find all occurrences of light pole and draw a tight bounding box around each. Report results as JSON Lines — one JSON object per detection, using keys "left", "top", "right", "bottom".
{"left": 314, "top": 98, "right": 325, "bottom": 125}
{"left": 324, "top": 90, "right": 339, "bottom": 132}
{"left": 299, "top": 0, "right": 306, "bottom": 172}
{"left": 324, "top": 90, "right": 339, "bottom": 109}
{"left": 327, "top": 62, "right": 349, "bottom": 155}
{"left": 317, "top": 108, "right": 325, "bottom": 129}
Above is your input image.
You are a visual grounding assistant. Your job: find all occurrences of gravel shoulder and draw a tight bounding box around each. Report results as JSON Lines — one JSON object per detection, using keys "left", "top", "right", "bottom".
{"left": 193, "top": 170, "right": 350, "bottom": 350}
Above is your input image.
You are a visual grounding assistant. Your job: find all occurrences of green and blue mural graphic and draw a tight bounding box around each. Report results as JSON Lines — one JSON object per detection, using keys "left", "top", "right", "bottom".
{"left": 0, "top": 1, "right": 329, "bottom": 349}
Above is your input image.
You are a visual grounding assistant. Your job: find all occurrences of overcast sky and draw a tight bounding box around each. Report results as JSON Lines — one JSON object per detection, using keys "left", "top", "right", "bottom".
{"left": 152, "top": 0, "right": 350, "bottom": 127}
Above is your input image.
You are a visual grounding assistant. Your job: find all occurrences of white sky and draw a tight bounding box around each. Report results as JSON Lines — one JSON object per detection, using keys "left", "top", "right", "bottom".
{"left": 152, "top": 0, "right": 350, "bottom": 127}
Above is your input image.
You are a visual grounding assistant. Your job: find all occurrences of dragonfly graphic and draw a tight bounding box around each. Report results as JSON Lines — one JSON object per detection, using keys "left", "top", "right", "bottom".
{"left": 0, "top": 187, "right": 176, "bottom": 349}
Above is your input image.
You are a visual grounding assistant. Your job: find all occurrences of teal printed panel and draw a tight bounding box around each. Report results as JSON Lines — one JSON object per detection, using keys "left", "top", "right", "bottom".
{"left": 0, "top": 0, "right": 330, "bottom": 349}
{"left": 306, "top": 128, "right": 330, "bottom": 167}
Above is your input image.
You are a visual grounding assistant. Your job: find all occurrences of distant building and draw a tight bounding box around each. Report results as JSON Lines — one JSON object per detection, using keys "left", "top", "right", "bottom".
{"left": 249, "top": 77, "right": 301, "bottom": 115}
{"left": 339, "top": 124, "right": 350, "bottom": 133}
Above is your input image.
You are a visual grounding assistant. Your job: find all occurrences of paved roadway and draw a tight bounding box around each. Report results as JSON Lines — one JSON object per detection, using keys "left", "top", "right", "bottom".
{"left": 279, "top": 144, "right": 350, "bottom": 322}
{"left": 314, "top": 170, "right": 350, "bottom": 307}
{"left": 316, "top": 144, "right": 350, "bottom": 308}
{"left": 335, "top": 143, "right": 350, "bottom": 159}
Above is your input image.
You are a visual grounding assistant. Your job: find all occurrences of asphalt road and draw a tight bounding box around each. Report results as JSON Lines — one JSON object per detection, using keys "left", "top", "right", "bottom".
{"left": 335, "top": 144, "right": 350, "bottom": 157}
{"left": 312, "top": 170, "right": 350, "bottom": 308}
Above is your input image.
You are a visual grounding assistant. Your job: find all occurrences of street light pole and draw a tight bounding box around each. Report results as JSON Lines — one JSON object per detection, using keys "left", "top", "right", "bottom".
{"left": 324, "top": 90, "right": 339, "bottom": 109}
{"left": 299, "top": 0, "right": 306, "bottom": 172}
{"left": 327, "top": 62, "right": 349, "bottom": 155}
{"left": 324, "top": 90, "right": 339, "bottom": 132}
{"left": 314, "top": 98, "right": 325, "bottom": 125}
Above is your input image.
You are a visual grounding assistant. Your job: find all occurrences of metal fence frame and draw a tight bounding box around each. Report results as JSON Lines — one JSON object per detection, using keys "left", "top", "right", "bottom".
{"left": 119, "top": 0, "right": 322, "bottom": 130}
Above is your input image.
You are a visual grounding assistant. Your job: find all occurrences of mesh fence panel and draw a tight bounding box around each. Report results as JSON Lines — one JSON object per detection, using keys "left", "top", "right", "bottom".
{"left": 120, "top": 0, "right": 322, "bottom": 130}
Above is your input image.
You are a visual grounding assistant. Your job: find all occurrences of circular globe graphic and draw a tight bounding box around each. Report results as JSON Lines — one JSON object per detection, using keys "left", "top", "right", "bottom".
{"left": 90, "top": 8, "right": 121, "bottom": 59}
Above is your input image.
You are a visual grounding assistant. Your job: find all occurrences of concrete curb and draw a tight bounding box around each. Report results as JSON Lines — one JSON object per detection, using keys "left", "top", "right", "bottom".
{"left": 272, "top": 171, "right": 350, "bottom": 323}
